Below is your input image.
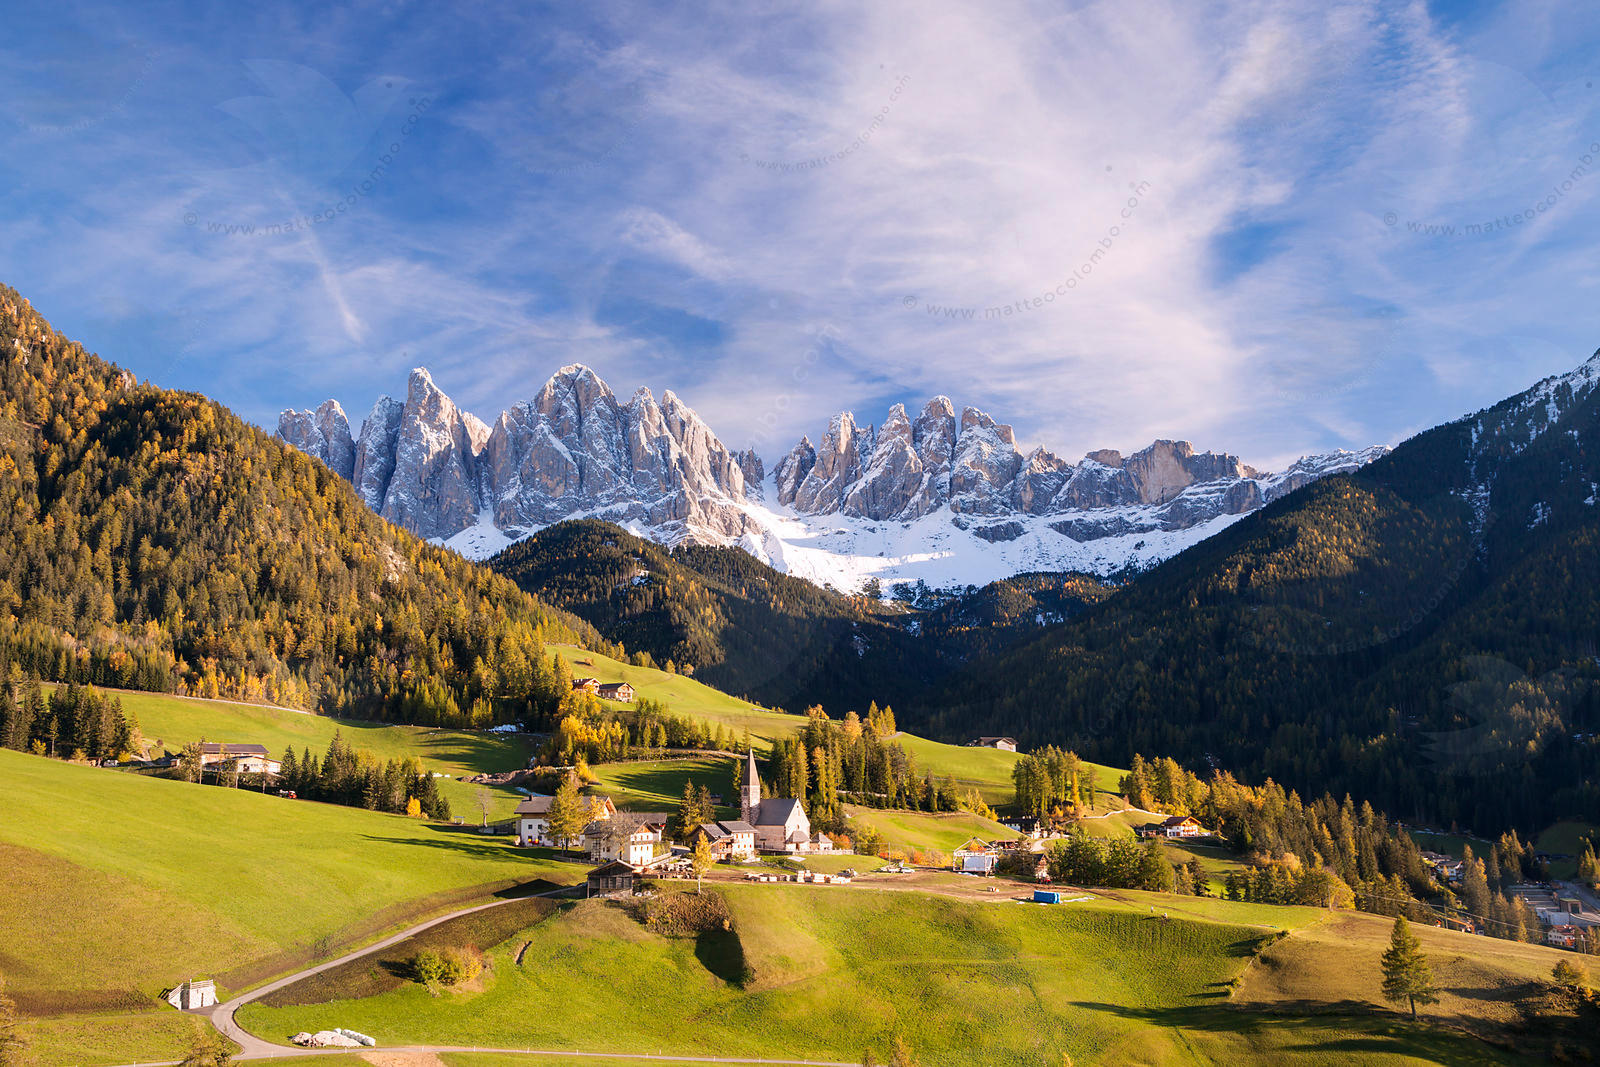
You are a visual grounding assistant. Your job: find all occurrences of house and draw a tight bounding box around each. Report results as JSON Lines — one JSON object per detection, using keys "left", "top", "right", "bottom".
{"left": 966, "top": 737, "right": 1018, "bottom": 752}
{"left": 1137, "top": 815, "right": 1209, "bottom": 839}
{"left": 596, "top": 682, "right": 635, "bottom": 703}
{"left": 588, "top": 815, "right": 665, "bottom": 866}
{"left": 1033, "top": 856, "right": 1052, "bottom": 883}
{"left": 197, "top": 743, "right": 280, "bottom": 776}
{"left": 514, "top": 793, "right": 617, "bottom": 848}
{"left": 1547, "top": 924, "right": 1581, "bottom": 949}
{"left": 586, "top": 860, "right": 637, "bottom": 896}
{"left": 689, "top": 820, "right": 758, "bottom": 861}
{"left": 513, "top": 795, "right": 556, "bottom": 846}
{"left": 738, "top": 750, "right": 833, "bottom": 852}
{"left": 165, "top": 980, "right": 217, "bottom": 1010}
{"left": 572, "top": 677, "right": 601, "bottom": 694}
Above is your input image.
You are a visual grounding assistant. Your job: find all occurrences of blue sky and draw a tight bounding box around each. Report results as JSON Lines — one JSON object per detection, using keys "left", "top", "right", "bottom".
{"left": 2, "top": 0, "right": 1597, "bottom": 470}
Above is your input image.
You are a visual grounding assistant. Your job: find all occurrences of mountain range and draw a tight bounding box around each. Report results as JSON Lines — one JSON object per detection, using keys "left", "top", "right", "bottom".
{"left": 280, "top": 365, "right": 1387, "bottom": 589}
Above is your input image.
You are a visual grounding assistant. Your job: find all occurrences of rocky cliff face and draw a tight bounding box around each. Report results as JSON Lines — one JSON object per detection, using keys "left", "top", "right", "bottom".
{"left": 284, "top": 363, "right": 757, "bottom": 549}
{"left": 277, "top": 399, "right": 355, "bottom": 481}
{"left": 280, "top": 364, "right": 1389, "bottom": 587}
{"left": 776, "top": 399, "right": 1388, "bottom": 542}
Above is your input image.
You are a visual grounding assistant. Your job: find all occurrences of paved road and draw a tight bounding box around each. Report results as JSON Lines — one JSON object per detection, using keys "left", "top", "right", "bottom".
{"left": 109, "top": 886, "right": 857, "bottom": 1067}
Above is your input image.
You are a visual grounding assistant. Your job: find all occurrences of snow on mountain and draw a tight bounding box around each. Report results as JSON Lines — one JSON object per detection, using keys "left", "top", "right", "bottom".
{"left": 278, "top": 363, "right": 1393, "bottom": 591}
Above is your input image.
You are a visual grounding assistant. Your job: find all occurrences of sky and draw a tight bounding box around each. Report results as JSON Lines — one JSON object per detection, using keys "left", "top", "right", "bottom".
{"left": 1, "top": 0, "right": 1598, "bottom": 471}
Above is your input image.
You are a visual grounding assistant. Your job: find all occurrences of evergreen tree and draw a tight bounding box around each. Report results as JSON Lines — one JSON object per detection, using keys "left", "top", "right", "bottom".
{"left": 1379, "top": 916, "right": 1438, "bottom": 1020}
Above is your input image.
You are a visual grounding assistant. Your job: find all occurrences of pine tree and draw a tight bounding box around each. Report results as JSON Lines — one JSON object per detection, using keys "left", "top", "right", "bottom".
{"left": 1379, "top": 916, "right": 1438, "bottom": 1020}
{"left": 548, "top": 774, "right": 592, "bottom": 855}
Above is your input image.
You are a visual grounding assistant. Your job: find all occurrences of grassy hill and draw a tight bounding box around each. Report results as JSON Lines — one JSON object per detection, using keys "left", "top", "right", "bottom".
{"left": 558, "top": 645, "right": 1043, "bottom": 805}
{"left": 237, "top": 883, "right": 1558, "bottom": 1066}
{"left": 0, "top": 748, "right": 577, "bottom": 1065}
{"left": 102, "top": 685, "right": 537, "bottom": 820}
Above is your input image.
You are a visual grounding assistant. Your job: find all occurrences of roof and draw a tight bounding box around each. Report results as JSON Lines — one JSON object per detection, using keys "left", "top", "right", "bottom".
{"left": 1161, "top": 815, "right": 1200, "bottom": 827}
{"left": 753, "top": 798, "right": 803, "bottom": 826}
{"left": 719, "top": 820, "right": 756, "bottom": 834}
{"left": 696, "top": 822, "right": 731, "bottom": 841}
{"left": 596, "top": 681, "right": 633, "bottom": 693}
{"left": 199, "top": 743, "right": 269, "bottom": 756}
{"left": 587, "top": 860, "right": 636, "bottom": 878}
{"left": 787, "top": 829, "right": 809, "bottom": 843}
{"left": 972, "top": 736, "right": 1016, "bottom": 745}
{"left": 514, "top": 796, "right": 554, "bottom": 816}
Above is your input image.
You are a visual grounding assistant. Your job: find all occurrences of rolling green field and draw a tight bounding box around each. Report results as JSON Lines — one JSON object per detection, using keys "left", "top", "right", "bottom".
{"left": 239, "top": 884, "right": 1536, "bottom": 1066}
{"left": 0, "top": 748, "right": 578, "bottom": 1065}
{"left": 553, "top": 644, "right": 803, "bottom": 745}
{"left": 843, "top": 805, "right": 1018, "bottom": 854}
{"left": 589, "top": 756, "right": 739, "bottom": 815}
{"left": 97, "top": 686, "right": 537, "bottom": 821}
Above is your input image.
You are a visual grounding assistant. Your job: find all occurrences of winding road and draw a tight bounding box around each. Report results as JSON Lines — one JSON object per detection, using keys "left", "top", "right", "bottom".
{"left": 110, "top": 887, "right": 857, "bottom": 1067}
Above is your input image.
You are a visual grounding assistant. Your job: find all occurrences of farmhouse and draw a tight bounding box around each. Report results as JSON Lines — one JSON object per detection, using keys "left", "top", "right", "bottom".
{"left": 596, "top": 681, "right": 635, "bottom": 702}
{"left": 1137, "top": 815, "right": 1209, "bottom": 839}
{"left": 587, "top": 814, "right": 665, "bottom": 866}
{"left": 966, "top": 736, "right": 1017, "bottom": 752}
{"left": 197, "top": 743, "right": 280, "bottom": 776}
{"left": 514, "top": 793, "right": 618, "bottom": 848}
{"left": 689, "top": 820, "right": 757, "bottom": 861}
{"left": 572, "top": 677, "right": 601, "bottom": 694}
{"left": 740, "top": 750, "right": 833, "bottom": 853}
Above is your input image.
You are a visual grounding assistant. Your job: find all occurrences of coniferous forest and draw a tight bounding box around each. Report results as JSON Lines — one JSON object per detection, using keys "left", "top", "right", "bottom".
{"left": 0, "top": 285, "right": 608, "bottom": 727}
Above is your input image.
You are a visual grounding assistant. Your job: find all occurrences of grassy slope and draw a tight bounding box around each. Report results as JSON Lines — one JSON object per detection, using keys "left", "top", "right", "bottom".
{"left": 565, "top": 646, "right": 1050, "bottom": 806}
{"left": 1236, "top": 908, "right": 1576, "bottom": 1037}
{"left": 589, "top": 756, "right": 739, "bottom": 815}
{"left": 240, "top": 885, "right": 1525, "bottom": 1066}
{"left": 108, "top": 686, "right": 536, "bottom": 821}
{"left": 0, "top": 748, "right": 577, "bottom": 1065}
{"left": 553, "top": 645, "right": 798, "bottom": 744}
{"left": 844, "top": 805, "right": 1015, "bottom": 854}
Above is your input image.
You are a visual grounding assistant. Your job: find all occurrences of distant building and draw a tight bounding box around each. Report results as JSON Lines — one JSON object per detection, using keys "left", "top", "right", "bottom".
{"left": 165, "top": 980, "right": 217, "bottom": 1010}
{"left": 1547, "top": 924, "right": 1581, "bottom": 949}
{"left": 1137, "top": 815, "right": 1209, "bottom": 839}
{"left": 967, "top": 737, "right": 1017, "bottom": 752}
{"left": 586, "top": 860, "right": 637, "bottom": 896}
{"left": 197, "top": 743, "right": 280, "bottom": 776}
{"left": 690, "top": 820, "right": 757, "bottom": 861}
{"left": 572, "top": 677, "right": 601, "bottom": 694}
{"left": 596, "top": 682, "right": 635, "bottom": 703}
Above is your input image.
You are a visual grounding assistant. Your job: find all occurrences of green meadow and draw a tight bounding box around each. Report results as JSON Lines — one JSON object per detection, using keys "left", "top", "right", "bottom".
{"left": 100, "top": 685, "right": 538, "bottom": 821}
{"left": 0, "top": 748, "right": 579, "bottom": 1065}
{"left": 239, "top": 883, "right": 1541, "bottom": 1066}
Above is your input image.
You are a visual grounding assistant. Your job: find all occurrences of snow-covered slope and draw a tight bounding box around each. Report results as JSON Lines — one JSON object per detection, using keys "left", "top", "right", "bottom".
{"left": 278, "top": 364, "right": 1391, "bottom": 591}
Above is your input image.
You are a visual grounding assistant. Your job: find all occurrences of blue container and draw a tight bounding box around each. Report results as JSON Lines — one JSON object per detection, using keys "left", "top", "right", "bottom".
{"left": 1033, "top": 889, "right": 1063, "bottom": 904}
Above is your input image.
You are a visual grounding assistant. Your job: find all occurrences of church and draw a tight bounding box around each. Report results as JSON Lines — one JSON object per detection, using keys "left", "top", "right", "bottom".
{"left": 740, "top": 749, "right": 834, "bottom": 853}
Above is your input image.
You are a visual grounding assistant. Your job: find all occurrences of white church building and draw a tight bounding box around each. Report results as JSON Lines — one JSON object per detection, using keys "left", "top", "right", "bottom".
{"left": 741, "top": 749, "right": 834, "bottom": 853}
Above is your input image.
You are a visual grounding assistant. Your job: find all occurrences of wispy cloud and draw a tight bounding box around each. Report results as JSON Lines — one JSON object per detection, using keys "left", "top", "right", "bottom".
{"left": 0, "top": 0, "right": 1596, "bottom": 472}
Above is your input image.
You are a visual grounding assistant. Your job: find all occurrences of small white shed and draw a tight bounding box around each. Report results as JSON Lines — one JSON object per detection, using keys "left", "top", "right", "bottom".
{"left": 165, "top": 979, "right": 217, "bottom": 1010}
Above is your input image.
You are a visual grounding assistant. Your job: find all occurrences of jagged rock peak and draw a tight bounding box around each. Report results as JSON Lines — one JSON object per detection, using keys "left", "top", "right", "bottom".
{"left": 277, "top": 398, "right": 355, "bottom": 481}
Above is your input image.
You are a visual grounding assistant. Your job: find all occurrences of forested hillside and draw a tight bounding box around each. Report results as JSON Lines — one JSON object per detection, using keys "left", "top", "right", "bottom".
{"left": 927, "top": 354, "right": 1600, "bottom": 835}
{"left": 0, "top": 285, "right": 608, "bottom": 725}
{"left": 490, "top": 520, "right": 1114, "bottom": 710}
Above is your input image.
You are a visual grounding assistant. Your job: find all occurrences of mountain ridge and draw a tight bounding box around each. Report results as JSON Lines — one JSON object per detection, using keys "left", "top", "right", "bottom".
{"left": 280, "top": 364, "right": 1388, "bottom": 589}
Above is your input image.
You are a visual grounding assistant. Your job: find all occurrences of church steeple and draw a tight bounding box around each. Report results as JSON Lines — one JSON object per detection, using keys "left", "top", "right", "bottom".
{"left": 741, "top": 748, "right": 761, "bottom": 824}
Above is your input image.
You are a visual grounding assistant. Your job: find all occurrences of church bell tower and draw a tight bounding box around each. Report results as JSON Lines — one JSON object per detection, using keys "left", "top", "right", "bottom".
{"left": 740, "top": 748, "right": 761, "bottom": 824}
